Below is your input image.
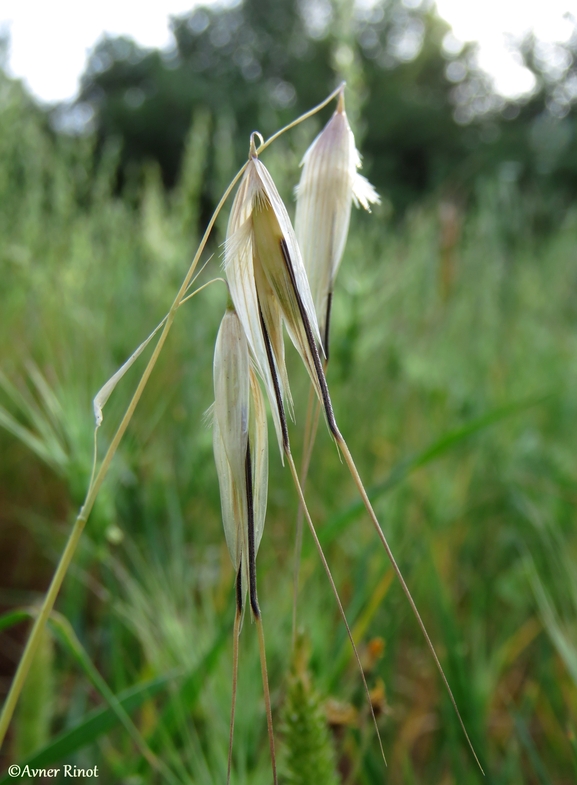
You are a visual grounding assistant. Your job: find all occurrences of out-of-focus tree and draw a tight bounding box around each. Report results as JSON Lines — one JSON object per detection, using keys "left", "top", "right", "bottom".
{"left": 73, "top": 0, "right": 577, "bottom": 222}
{"left": 357, "top": 3, "right": 473, "bottom": 210}
{"left": 78, "top": 0, "right": 332, "bottom": 193}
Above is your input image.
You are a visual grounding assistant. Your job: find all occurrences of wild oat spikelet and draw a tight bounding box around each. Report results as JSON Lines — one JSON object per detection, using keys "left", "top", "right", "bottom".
{"left": 295, "top": 89, "right": 379, "bottom": 355}
{"left": 212, "top": 304, "right": 268, "bottom": 609}
{"left": 225, "top": 135, "right": 325, "bottom": 453}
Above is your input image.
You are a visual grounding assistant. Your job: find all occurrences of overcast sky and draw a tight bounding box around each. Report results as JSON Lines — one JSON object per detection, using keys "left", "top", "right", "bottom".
{"left": 1, "top": 0, "right": 576, "bottom": 104}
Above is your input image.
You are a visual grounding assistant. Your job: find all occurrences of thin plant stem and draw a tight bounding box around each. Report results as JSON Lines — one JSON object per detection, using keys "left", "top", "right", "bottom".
{"left": 335, "top": 435, "right": 485, "bottom": 776}
{"left": 245, "top": 435, "right": 277, "bottom": 785}
{"left": 0, "top": 83, "right": 346, "bottom": 748}
{"left": 286, "top": 451, "right": 387, "bottom": 766}
{"left": 291, "top": 384, "right": 321, "bottom": 645}
{"left": 50, "top": 612, "right": 181, "bottom": 785}
{"left": 227, "top": 605, "right": 242, "bottom": 785}
{"left": 278, "top": 230, "right": 485, "bottom": 774}
{"left": 255, "top": 615, "right": 277, "bottom": 785}
{"left": 344, "top": 710, "right": 373, "bottom": 785}
{"left": 0, "top": 507, "right": 87, "bottom": 747}
{"left": 181, "top": 277, "right": 226, "bottom": 307}
{"left": 11, "top": 607, "right": 181, "bottom": 784}
{"left": 257, "top": 82, "right": 344, "bottom": 156}
{"left": 0, "top": 162, "right": 246, "bottom": 748}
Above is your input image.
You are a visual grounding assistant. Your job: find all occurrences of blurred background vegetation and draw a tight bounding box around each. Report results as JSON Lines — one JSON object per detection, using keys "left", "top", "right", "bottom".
{"left": 1, "top": 0, "right": 577, "bottom": 782}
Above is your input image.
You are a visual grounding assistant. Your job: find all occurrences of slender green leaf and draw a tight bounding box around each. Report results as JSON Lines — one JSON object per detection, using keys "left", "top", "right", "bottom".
{"left": 149, "top": 625, "right": 228, "bottom": 744}
{"left": 0, "top": 629, "right": 226, "bottom": 784}
{"left": 514, "top": 715, "right": 552, "bottom": 785}
{"left": 319, "top": 394, "right": 550, "bottom": 546}
{"left": 0, "top": 673, "right": 175, "bottom": 782}
{"left": 0, "top": 610, "right": 32, "bottom": 633}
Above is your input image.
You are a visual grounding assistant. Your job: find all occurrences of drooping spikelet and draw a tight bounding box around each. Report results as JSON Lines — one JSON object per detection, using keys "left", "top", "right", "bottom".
{"left": 212, "top": 304, "right": 268, "bottom": 610}
{"left": 295, "top": 90, "right": 380, "bottom": 354}
{"left": 225, "top": 135, "right": 325, "bottom": 453}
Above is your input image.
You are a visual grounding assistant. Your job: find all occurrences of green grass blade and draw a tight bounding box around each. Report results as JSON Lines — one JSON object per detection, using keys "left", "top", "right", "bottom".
{"left": 0, "top": 673, "right": 176, "bottom": 782}
{"left": 514, "top": 715, "right": 552, "bottom": 785}
{"left": 0, "top": 627, "right": 227, "bottom": 781}
{"left": 568, "top": 723, "right": 577, "bottom": 778}
{"left": 0, "top": 405, "right": 65, "bottom": 472}
{"left": 526, "top": 557, "right": 577, "bottom": 687}
{"left": 320, "top": 394, "right": 549, "bottom": 546}
{"left": 44, "top": 613, "right": 179, "bottom": 782}
{"left": 150, "top": 625, "right": 228, "bottom": 743}
{"left": 2, "top": 607, "right": 163, "bottom": 770}
{"left": 0, "top": 610, "right": 33, "bottom": 633}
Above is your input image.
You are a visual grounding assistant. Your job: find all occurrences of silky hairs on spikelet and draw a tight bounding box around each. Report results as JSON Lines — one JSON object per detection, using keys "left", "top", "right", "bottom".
{"left": 212, "top": 304, "right": 268, "bottom": 610}
{"left": 224, "top": 134, "right": 324, "bottom": 454}
{"left": 295, "top": 90, "right": 380, "bottom": 351}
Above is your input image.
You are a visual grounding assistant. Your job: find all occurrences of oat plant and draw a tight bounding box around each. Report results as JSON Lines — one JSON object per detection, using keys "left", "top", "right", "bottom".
{"left": 291, "top": 89, "right": 379, "bottom": 638}
{"left": 0, "top": 84, "right": 483, "bottom": 779}
{"left": 0, "top": 81, "right": 344, "bottom": 753}
{"left": 216, "top": 85, "right": 481, "bottom": 777}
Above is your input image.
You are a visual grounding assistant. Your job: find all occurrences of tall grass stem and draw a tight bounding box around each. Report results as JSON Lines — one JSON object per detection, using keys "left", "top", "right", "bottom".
{"left": 227, "top": 608, "right": 242, "bottom": 785}
{"left": 0, "top": 160, "right": 247, "bottom": 748}
{"left": 286, "top": 451, "right": 387, "bottom": 766}
{"left": 336, "top": 435, "right": 485, "bottom": 774}
{"left": 256, "top": 616, "right": 277, "bottom": 785}
{"left": 0, "top": 82, "right": 344, "bottom": 750}
{"left": 291, "top": 386, "right": 322, "bottom": 645}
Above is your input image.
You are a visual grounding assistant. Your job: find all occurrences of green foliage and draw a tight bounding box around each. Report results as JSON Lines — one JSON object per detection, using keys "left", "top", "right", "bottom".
{"left": 0, "top": 605, "right": 226, "bottom": 785}
{"left": 13, "top": 628, "right": 54, "bottom": 760}
{"left": 73, "top": 0, "right": 577, "bottom": 222}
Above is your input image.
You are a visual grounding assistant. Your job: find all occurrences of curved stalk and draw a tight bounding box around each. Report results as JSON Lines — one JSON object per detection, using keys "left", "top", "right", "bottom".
{"left": 335, "top": 434, "right": 485, "bottom": 775}
{"left": 0, "top": 84, "right": 345, "bottom": 750}
{"left": 278, "top": 219, "right": 485, "bottom": 775}
{"left": 291, "top": 384, "right": 321, "bottom": 645}
{"left": 0, "top": 163, "right": 246, "bottom": 748}
{"left": 286, "top": 450, "right": 387, "bottom": 766}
